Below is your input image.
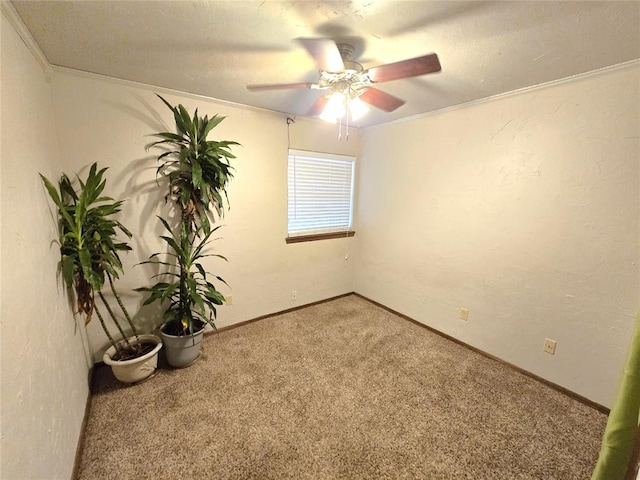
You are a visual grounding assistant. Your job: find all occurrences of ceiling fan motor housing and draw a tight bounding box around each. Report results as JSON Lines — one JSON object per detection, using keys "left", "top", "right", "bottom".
{"left": 336, "top": 43, "right": 355, "bottom": 60}
{"left": 337, "top": 43, "right": 363, "bottom": 73}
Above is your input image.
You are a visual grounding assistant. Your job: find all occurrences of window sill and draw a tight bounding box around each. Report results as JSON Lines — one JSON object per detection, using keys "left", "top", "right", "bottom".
{"left": 286, "top": 231, "right": 355, "bottom": 244}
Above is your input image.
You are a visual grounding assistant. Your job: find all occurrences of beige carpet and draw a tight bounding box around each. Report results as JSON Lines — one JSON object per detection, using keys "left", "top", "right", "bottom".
{"left": 78, "top": 294, "right": 607, "bottom": 479}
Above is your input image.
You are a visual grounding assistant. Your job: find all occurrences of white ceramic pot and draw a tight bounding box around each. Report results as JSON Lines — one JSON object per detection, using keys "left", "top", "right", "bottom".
{"left": 160, "top": 324, "right": 205, "bottom": 368}
{"left": 103, "top": 334, "right": 163, "bottom": 384}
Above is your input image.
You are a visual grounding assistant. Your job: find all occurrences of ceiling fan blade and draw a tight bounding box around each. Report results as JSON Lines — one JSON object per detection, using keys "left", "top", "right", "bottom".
{"left": 359, "top": 88, "right": 406, "bottom": 112}
{"left": 297, "top": 38, "right": 345, "bottom": 73}
{"left": 366, "top": 53, "right": 441, "bottom": 83}
{"left": 308, "top": 95, "right": 328, "bottom": 117}
{"left": 247, "top": 82, "right": 318, "bottom": 91}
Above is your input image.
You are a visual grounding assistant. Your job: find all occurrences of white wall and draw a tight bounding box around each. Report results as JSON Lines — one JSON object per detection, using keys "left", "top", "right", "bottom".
{"left": 1, "top": 10, "right": 91, "bottom": 480}
{"left": 355, "top": 63, "right": 640, "bottom": 407}
{"left": 50, "top": 70, "right": 360, "bottom": 361}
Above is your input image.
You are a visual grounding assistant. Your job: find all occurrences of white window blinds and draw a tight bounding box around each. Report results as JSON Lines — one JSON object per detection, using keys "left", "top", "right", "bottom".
{"left": 287, "top": 149, "right": 355, "bottom": 236}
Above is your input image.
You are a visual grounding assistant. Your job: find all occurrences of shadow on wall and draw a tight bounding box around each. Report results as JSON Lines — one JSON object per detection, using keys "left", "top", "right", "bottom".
{"left": 105, "top": 93, "right": 171, "bottom": 134}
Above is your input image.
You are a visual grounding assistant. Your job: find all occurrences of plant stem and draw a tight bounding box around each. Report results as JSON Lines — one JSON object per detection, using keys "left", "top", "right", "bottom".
{"left": 94, "top": 303, "right": 119, "bottom": 351}
{"left": 107, "top": 273, "right": 139, "bottom": 341}
{"left": 98, "top": 291, "right": 133, "bottom": 350}
{"left": 179, "top": 218, "right": 190, "bottom": 334}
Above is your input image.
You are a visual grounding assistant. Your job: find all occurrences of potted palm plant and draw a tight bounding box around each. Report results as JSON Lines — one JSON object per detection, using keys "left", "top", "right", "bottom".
{"left": 41, "top": 163, "right": 162, "bottom": 383}
{"left": 136, "top": 95, "right": 238, "bottom": 367}
{"left": 137, "top": 218, "right": 227, "bottom": 367}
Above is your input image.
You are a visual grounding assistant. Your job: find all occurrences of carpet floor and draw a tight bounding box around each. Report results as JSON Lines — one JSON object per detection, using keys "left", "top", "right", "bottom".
{"left": 78, "top": 294, "right": 607, "bottom": 479}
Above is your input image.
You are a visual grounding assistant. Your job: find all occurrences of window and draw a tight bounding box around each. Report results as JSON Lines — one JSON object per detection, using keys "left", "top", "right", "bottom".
{"left": 287, "top": 149, "right": 356, "bottom": 243}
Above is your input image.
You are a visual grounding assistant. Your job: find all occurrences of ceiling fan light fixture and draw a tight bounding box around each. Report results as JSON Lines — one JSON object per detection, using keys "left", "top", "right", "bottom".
{"left": 319, "top": 91, "right": 346, "bottom": 123}
{"left": 320, "top": 91, "right": 370, "bottom": 124}
{"left": 348, "top": 96, "right": 369, "bottom": 121}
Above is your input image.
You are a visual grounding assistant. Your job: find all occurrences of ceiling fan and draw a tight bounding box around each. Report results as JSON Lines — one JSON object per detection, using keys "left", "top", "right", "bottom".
{"left": 246, "top": 38, "right": 441, "bottom": 121}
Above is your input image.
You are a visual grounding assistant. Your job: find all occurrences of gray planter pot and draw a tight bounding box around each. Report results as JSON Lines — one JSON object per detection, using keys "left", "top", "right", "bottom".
{"left": 160, "top": 324, "right": 205, "bottom": 368}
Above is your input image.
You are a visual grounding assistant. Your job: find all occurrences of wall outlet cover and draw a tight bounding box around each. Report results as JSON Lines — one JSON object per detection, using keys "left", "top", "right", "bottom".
{"left": 543, "top": 338, "right": 557, "bottom": 355}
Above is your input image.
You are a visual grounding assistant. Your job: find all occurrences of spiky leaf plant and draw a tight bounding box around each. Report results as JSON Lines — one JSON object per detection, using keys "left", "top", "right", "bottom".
{"left": 136, "top": 217, "right": 227, "bottom": 336}
{"left": 41, "top": 163, "right": 142, "bottom": 356}
{"left": 139, "top": 96, "right": 238, "bottom": 336}
{"left": 149, "top": 94, "right": 239, "bottom": 235}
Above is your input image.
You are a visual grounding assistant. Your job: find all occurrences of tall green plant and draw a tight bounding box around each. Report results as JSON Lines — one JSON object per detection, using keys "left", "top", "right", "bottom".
{"left": 138, "top": 96, "right": 238, "bottom": 336}
{"left": 41, "top": 163, "right": 139, "bottom": 353}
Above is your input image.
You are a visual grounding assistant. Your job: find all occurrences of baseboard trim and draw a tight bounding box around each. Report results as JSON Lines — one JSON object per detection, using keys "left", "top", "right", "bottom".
{"left": 352, "top": 292, "right": 610, "bottom": 415}
{"left": 71, "top": 366, "right": 95, "bottom": 480}
{"left": 90, "top": 293, "right": 356, "bottom": 367}
{"left": 212, "top": 292, "right": 355, "bottom": 335}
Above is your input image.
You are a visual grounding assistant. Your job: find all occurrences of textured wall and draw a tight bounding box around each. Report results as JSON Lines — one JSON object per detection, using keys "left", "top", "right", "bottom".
{"left": 354, "top": 64, "right": 640, "bottom": 408}
{"left": 1, "top": 11, "right": 91, "bottom": 480}
{"left": 50, "top": 70, "right": 360, "bottom": 361}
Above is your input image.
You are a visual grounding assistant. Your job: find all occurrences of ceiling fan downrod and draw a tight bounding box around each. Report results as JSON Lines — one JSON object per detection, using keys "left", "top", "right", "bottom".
{"left": 336, "top": 43, "right": 363, "bottom": 73}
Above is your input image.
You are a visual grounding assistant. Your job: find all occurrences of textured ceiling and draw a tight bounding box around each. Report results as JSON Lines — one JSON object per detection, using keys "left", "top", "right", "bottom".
{"left": 11, "top": 0, "right": 640, "bottom": 128}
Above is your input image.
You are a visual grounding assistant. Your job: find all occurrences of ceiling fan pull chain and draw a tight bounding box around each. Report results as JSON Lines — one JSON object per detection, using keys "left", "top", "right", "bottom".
{"left": 346, "top": 102, "right": 350, "bottom": 141}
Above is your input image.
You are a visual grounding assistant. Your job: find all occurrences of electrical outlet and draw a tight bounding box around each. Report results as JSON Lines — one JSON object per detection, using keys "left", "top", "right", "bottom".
{"left": 460, "top": 308, "right": 469, "bottom": 321}
{"left": 543, "top": 338, "right": 557, "bottom": 355}
{"left": 224, "top": 295, "right": 233, "bottom": 306}
{"left": 291, "top": 290, "right": 297, "bottom": 302}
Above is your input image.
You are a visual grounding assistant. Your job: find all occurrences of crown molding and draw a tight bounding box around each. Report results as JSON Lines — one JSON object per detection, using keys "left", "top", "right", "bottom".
{"left": 51, "top": 64, "right": 359, "bottom": 133}
{"left": 368, "top": 58, "right": 640, "bottom": 131}
{"left": 1, "top": 0, "right": 53, "bottom": 81}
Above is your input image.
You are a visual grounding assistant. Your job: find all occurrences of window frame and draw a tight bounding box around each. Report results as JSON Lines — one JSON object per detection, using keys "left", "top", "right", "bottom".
{"left": 286, "top": 149, "right": 356, "bottom": 243}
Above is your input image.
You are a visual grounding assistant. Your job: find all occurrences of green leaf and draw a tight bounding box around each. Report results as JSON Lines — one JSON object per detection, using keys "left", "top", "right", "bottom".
{"left": 157, "top": 216, "right": 173, "bottom": 234}
{"left": 40, "top": 174, "right": 76, "bottom": 228}
{"left": 195, "top": 263, "right": 207, "bottom": 280}
{"left": 178, "top": 104, "right": 192, "bottom": 135}
{"left": 189, "top": 287, "right": 206, "bottom": 316}
{"left": 202, "top": 115, "right": 225, "bottom": 138}
{"left": 205, "top": 287, "right": 225, "bottom": 305}
{"left": 192, "top": 161, "right": 203, "bottom": 188}
{"left": 156, "top": 94, "right": 174, "bottom": 112}
{"left": 40, "top": 174, "right": 63, "bottom": 207}
{"left": 160, "top": 235, "right": 183, "bottom": 258}
{"left": 152, "top": 132, "right": 185, "bottom": 143}
{"left": 61, "top": 255, "right": 75, "bottom": 288}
